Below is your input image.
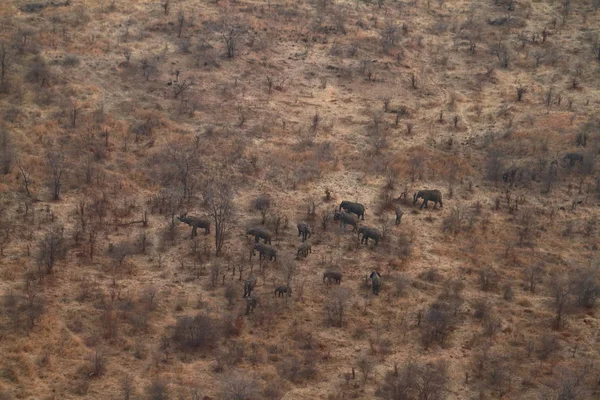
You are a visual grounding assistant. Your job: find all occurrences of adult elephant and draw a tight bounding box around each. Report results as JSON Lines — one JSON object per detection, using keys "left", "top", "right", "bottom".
{"left": 358, "top": 226, "right": 382, "bottom": 246}
{"left": 339, "top": 201, "right": 366, "bottom": 220}
{"left": 413, "top": 190, "right": 443, "bottom": 209}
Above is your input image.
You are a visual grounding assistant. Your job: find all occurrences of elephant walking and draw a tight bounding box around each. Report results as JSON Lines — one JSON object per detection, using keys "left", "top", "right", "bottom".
{"left": 245, "top": 295, "right": 259, "bottom": 315}
{"left": 252, "top": 243, "right": 277, "bottom": 261}
{"left": 243, "top": 276, "right": 257, "bottom": 298}
{"left": 297, "top": 222, "right": 311, "bottom": 242}
{"left": 274, "top": 285, "right": 292, "bottom": 297}
{"left": 297, "top": 242, "right": 312, "bottom": 258}
{"left": 413, "top": 190, "right": 443, "bottom": 209}
{"left": 246, "top": 227, "right": 272, "bottom": 244}
{"left": 323, "top": 271, "right": 342, "bottom": 285}
{"left": 358, "top": 226, "right": 382, "bottom": 246}
{"left": 334, "top": 212, "right": 358, "bottom": 232}
{"left": 367, "top": 271, "right": 382, "bottom": 295}
{"left": 177, "top": 213, "right": 210, "bottom": 238}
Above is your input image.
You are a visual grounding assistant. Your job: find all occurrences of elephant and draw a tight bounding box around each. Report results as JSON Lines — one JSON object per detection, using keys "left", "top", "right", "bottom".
{"left": 358, "top": 226, "right": 382, "bottom": 246}
{"left": 367, "top": 271, "right": 382, "bottom": 295}
{"left": 339, "top": 201, "right": 366, "bottom": 220}
{"left": 334, "top": 211, "right": 358, "bottom": 232}
{"left": 297, "top": 242, "right": 312, "bottom": 258}
{"left": 413, "top": 190, "right": 443, "bottom": 209}
{"left": 275, "top": 285, "right": 292, "bottom": 297}
{"left": 245, "top": 295, "right": 259, "bottom": 315}
{"left": 177, "top": 213, "right": 210, "bottom": 238}
{"left": 395, "top": 207, "right": 404, "bottom": 225}
{"left": 251, "top": 243, "right": 277, "bottom": 261}
{"left": 564, "top": 152, "right": 584, "bottom": 166}
{"left": 243, "top": 276, "right": 257, "bottom": 298}
{"left": 297, "top": 222, "right": 311, "bottom": 242}
{"left": 323, "top": 271, "right": 342, "bottom": 285}
{"left": 246, "top": 227, "right": 272, "bottom": 244}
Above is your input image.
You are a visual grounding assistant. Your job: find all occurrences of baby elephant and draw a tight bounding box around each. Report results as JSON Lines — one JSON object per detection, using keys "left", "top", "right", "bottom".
{"left": 274, "top": 285, "right": 292, "bottom": 297}
{"left": 323, "top": 271, "right": 342, "bottom": 285}
{"left": 297, "top": 222, "right": 311, "bottom": 242}
{"left": 252, "top": 243, "right": 277, "bottom": 261}
{"left": 358, "top": 226, "right": 382, "bottom": 246}
{"left": 297, "top": 242, "right": 312, "bottom": 258}
{"left": 246, "top": 227, "right": 272, "bottom": 244}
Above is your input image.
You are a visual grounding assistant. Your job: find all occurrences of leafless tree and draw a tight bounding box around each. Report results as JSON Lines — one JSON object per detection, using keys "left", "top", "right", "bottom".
{"left": 221, "top": 22, "right": 246, "bottom": 59}
{"left": 550, "top": 275, "right": 572, "bottom": 330}
{"left": 221, "top": 371, "right": 258, "bottom": 400}
{"left": 326, "top": 287, "right": 352, "bottom": 327}
{"left": 570, "top": 267, "right": 599, "bottom": 309}
{"left": 177, "top": 11, "right": 185, "bottom": 38}
{"left": 164, "top": 135, "right": 202, "bottom": 200}
{"left": 0, "top": 129, "right": 13, "bottom": 175}
{"left": 203, "top": 177, "right": 235, "bottom": 256}
{"left": 47, "top": 151, "right": 65, "bottom": 201}
{"left": 356, "top": 354, "right": 374, "bottom": 386}
{"left": 161, "top": 0, "right": 169, "bottom": 15}
{"left": 525, "top": 264, "right": 543, "bottom": 293}
{"left": 381, "top": 22, "right": 398, "bottom": 53}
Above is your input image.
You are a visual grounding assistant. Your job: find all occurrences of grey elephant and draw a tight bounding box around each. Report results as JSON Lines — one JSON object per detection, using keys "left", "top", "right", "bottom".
{"left": 297, "top": 222, "right": 311, "bottom": 242}
{"left": 339, "top": 201, "right": 366, "bottom": 220}
{"left": 334, "top": 211, "right": 358, "bottom": 232}
{"left": 395, "top": 207, "right": 404, "bottom": 225}
{"left": 246, "top": 227, "right": 272, "bottom": 244}
{"left": 243, "top": 276, "right": 257, "bottom": 298}
{"left": 564, "top": 152, "right": 584, "bottom": 166}
{"left": 413, "top": 190, "right": 443, "bottom": 209}
{"left": 323, "top": 271, "right": 342, "bottom": 285}
{"left": 367, "top": 271, "right": 382, "bottom": 295}
{"left": 358, "top": 226, "right": 382, "bottom": 246}
{"left": 274, "top": 285, "right": 292, "bottom": 297}
{"left": 297, "top": 242, "right": 312, "bottom": 258}
{"left": 251, "top": 243, "right": 277, "bottom": 261}
{"left": 245, "top": 295, "right": 259, "bottom": 315}
{"left": 177, "top": 213, "right": 210, "bottom": 238}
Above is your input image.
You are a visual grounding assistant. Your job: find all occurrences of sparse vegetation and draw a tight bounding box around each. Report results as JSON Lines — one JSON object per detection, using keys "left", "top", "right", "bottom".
{"left": 0, "top": 0, "right": 598, "bottom": 398}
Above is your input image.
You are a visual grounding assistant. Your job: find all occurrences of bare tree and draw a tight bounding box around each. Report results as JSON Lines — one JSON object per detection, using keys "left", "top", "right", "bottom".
{"left": 0, "top": 128, "right": 14, "bottom": 175}
{"left": 164, "top": 135, "right": 202, "bottom": 200}
{"left": 252, "top": 194, "right": 271, "bottom": 225}
{"left": 326, "top": 287, "right": 352, "bottom": 327}
{"left": 550, "top": 275, "right": 572, "bottom": 330}
{"left": 47, "top": 152, "right": 65, "bottom": 201}
{"left": 177, "top": 11, "right": 185, "bottom": 38}
{"left": 0, "top": 41, "right": 11, "bottom": 86}
{"left": 221, "top": 371, "right": 258, "bottom": 400}
{"left": 203, "top": 177, "right": 235, "bottom": 256}
{"left": 221, "top": 22, "right": 246, "bottom": 59}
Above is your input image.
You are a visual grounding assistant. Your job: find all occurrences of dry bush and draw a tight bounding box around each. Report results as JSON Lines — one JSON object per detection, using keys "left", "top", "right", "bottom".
{"left": 377, "top": 359, "right": 449, "bottom": 400}
{"left": 220, "top": 371, "right": 257, "bottom": 400}
{"left": 421, "top": 301, "right": 455, "bottom": 349}
{"left": 570, "top": 267, "right": 599, "bottom": 309}
{"left": 172, "top": 313, "right": 220, "bottom": 352}
{"left": 38, "top": 226, "right": 67, "bottom": 274}
{"left": 325, "top": 287, "right": 352, "bottom": 327}
{"left": 278, "top": 351, "right": 318, "bottom": 383}
{"left": 146, "top": 378, "right": 169, "bottom": 400}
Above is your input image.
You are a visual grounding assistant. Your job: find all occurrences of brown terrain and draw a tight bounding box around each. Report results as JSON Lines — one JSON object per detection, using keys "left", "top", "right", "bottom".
{"left": 0, "top": 0, "right": 599, "bottom": 399}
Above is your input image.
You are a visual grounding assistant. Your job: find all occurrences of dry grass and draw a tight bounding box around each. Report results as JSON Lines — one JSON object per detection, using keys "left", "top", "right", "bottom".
{"left": 0, "top": 0, "right": 599, "bottom": 399}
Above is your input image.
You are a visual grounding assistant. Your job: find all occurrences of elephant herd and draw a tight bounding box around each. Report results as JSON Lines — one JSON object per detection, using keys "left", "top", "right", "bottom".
{"left": 178, "top": 190, "right": 443, "bottom": 314}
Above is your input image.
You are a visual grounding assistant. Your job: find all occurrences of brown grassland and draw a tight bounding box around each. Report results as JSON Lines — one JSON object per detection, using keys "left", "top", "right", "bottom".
{"left": 0, "top": 0, "right": 600, "bottom": 398}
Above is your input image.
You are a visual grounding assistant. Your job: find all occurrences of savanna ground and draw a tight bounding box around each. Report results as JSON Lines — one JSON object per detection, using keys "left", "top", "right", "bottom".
{"left": 0, "top": 0, "right": 600, "bottom": 399}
